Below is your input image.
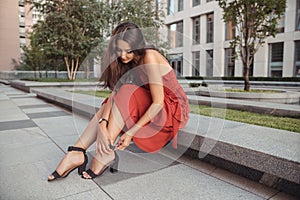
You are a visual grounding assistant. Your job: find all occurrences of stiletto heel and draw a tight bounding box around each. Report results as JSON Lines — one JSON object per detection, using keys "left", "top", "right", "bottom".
{"left": 109, "top": 152, "right": 119, "bottom": 173}
{"left": 82, "top": 152, "right": 119, "bottom": 179}
{"left": 48, "top": 146, "right": 88, "bottom": 181}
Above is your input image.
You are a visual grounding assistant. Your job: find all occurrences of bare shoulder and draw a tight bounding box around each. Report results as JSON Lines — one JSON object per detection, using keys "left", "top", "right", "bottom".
{"left": 144, "top": 49, "right": 165, "bottom": 64}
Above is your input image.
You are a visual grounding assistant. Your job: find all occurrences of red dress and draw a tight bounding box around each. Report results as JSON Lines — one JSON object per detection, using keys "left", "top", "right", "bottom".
{"left": 112, "top": 69, "right": 190, "bottom": 153}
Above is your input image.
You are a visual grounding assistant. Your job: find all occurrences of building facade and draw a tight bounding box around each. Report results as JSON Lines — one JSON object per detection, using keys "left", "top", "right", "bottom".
{"left": 1, "top": 0, "right": 300, "bottom": 78}
{"left": 0, "top": 0, "right": 21, "bottom": 71}
{"left": 0, "top": 0, "right": 40, "bottom": 71}
{"left": 164, "top": 0, "right": 300, "bottom": 77}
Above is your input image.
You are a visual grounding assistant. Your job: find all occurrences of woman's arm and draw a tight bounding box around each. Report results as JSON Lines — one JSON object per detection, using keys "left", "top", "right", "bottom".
{"left": 98, "top": 91, "right": 115, "bottom": 143}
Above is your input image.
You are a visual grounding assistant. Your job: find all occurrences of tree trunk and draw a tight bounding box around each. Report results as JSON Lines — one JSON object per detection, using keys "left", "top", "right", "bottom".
{"left": 243, "top": 65, "right": 250, "bottom": 91}
{"left": 72, "top": 58, "right": 80, "bottom": 80}
{"left": 55, "top": 65, "right": 58, "bottom": 78}
{"left": 64, "top": 57, "right": 72, "bottom": 80}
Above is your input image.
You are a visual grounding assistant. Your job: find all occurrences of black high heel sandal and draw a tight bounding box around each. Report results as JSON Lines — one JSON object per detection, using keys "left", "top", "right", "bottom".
{"left": 48, "top": 146, "right": 88, "bottom": 181}
{"left": 82, "top": 152, "right": 119, "bottom": 179}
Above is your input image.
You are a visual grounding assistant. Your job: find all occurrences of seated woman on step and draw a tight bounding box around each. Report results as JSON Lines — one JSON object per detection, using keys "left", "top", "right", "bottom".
{"left": 48, "top": 21, "right": 190, "bottom": 181}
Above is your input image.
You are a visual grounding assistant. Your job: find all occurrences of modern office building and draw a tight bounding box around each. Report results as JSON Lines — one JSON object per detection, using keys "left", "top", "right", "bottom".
{"left": 164, "top": 0, "right": 300, "bottom": 77}
{"left": 0, "top": 0, "right": 21, "bottom": 71}
{"left": 0, "top": 0, "right": 40, "bottom": 71}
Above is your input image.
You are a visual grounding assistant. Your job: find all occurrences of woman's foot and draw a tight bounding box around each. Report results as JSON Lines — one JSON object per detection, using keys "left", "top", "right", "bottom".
{"left": 48, "top": 146, "right": 87, "bottom": 181}
{"left": 82, "top": 152, "right": 118, "bottom": 179}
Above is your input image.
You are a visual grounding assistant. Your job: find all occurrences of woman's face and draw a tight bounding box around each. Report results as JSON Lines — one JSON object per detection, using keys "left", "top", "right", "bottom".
{"left": 116, "top": 40, "right": 135, "bottom": 64}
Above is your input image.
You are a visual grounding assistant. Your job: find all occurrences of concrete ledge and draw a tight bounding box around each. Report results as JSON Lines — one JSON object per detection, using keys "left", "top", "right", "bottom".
{"left": 30, "top": 88, "right": 300, "bottom": 188}
{"left": 199, "top": 86, "right": 300, "bottom": 104}
{"left": 187, "top": 95, "right": 300, "bottom": 117}
{"left": 0, "top": 79, "right": 10, "bottom": 85}
{"left": 177, "top": 116, "right": 300, "bottom": 185}
{"left": 10, "top": 80, "right": 99, "bottom": 93}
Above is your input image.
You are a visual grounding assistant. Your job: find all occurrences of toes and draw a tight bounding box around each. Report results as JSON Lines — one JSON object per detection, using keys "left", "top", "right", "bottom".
{"left": 47, "top": 175, "right": 55, "bottom": 181}
{"left": 82, "top": 171, "right": 91, "bottom": 179}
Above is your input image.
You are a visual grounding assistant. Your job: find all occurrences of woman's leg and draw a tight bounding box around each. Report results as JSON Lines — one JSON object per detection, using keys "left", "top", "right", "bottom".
{"left": 82, "top": 101, "right": 125, "bottom": 178}
{"left": 82, "top": 84, "right": 152, "bottom": 178}
{"left": 48, "top": 105, "right": 105, "bottom": 180}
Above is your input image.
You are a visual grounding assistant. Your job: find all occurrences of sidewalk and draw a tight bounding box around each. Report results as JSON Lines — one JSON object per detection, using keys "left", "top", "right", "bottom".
{"left": 0, "top": 83, "right": 298, "bottom": 200}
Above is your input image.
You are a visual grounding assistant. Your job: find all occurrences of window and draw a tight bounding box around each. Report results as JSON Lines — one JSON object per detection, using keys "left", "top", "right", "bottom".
{"left": 178, "top": 0, "right": 183, "bottom": 12}
{"left": 276, "top": 14, "right": 285, "bottom": 33}
{"left": 193, "top": 0, "right": 200, "bottom": 7}
{"left": 297, "top": 0, "right": 300, "bottom": 30}
{"left": 169, "top": 54, "right": 183, "bottom": 76}
{"left": 225, "top": 48, "right": 235, "bottom": 77}
{"left": 19, "top": 0, "right": 25, "bottom": 7}
{"left": 269, "top": 43, "right": 284, "bottom": 77}
{"left": 168, "top": 21, "right": 183, "bottom": 48}
{"left": 192, "top": 51, "right": 200, "bottom": 76}
{"left": 206, "top": 50, "right": 213, "bottom": 76}
{"left": 295, "top": 41, "right": 300, "bottom": 76}
{"left": 168, "top": 0, "right": 175, "bottom": 15}
{"left": 207, "top": 13, "right": 214, "bottom": 43}
{"left": 192, "top": 16, "right": 200, "bottom": 45}
{"left": 225, "top": 21, "right": 235, "bottom": 40}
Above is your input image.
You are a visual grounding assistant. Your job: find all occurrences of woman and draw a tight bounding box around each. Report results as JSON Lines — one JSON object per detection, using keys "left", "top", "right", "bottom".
{"left": 48, "top": 22, "right": 189, "bottom": 181}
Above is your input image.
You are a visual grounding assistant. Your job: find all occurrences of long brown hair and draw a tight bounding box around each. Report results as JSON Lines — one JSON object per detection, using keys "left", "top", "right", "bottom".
{"left": 100, "top": 22, "right": 146, "bottom": 90}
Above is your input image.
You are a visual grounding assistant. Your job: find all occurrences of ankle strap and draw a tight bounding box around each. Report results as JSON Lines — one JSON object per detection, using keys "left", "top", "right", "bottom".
{"left": 67, "top": 146, "right": 86, "bottom": 153}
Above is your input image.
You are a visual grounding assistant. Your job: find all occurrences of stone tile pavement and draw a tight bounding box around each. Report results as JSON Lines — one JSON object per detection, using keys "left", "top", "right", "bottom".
{"left": 0, "top": 83, "right": 298, "bottom": 200}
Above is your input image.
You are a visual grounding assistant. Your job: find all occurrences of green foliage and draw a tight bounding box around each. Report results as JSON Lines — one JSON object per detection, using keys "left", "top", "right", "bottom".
{"left": 23, "top": 0, "right": 166, "bottom": 80}
{"left": 73, "top": 90, "right": 112, "bottom": 98}
{"left": 100, "top": 0, "right": 167, "bottom": 56}
{"left": 21, "top": 78, "right": 98, "bottom": 82}
{"left": 29, "top": 0, "right": 108, "bottom": 80}
{"left": 216, "top": 0, "right": 286, "bottom": 90}
{"left": 223, "top": 89, "right": 279, "bottom": 93}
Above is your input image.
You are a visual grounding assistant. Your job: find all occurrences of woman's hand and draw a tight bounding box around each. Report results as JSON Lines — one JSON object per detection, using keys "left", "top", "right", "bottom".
{"left": 117, "top": 133, "right": 133, "bottom": 150}
{"left": 96, "top": 124, "right": 113, "bottom": 155}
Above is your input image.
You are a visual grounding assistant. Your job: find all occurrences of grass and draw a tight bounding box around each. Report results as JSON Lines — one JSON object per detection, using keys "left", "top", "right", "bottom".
{"left": 73, "top": 90, "right": 111, "bottom": 98}
{"left": 224, "top": 89, "right": 280, "bottom": 93}
{"left": 73, "top": 90, "right": 300, "bottom": 133}
{"left": 21, "top": 78, "right": 98, "bottom": 82}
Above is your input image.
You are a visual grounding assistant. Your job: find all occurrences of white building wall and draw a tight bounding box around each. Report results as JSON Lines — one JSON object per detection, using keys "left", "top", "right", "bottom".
{"left": 163, "top": 0, "right": 300, "bottom": 77}
{"left": 213, "top": 6, "right": 224, "bottom": 76}
{"left": 253, "top": 44, "right": 269, "bottom": 77}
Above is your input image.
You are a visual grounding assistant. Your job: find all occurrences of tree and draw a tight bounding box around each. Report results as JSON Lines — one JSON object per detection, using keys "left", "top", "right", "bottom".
{"left": 18, "top": 26, "right": 46, "bottom": 78}
{"left": 29, "top": 0, "right": 109, "bottom": 80}
{"left": 104, "top": 0, "right": 166, "bottom": 52}
{"left": 27, "top": 0, "right": 165, "bottom": 80}
{"left": 217, "top": 0, "right": 286, "bottom": 91}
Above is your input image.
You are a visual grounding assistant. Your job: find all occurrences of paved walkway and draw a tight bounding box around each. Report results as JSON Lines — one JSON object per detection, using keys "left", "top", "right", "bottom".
{"left": 0, "top": 83, "right": 298, "bottom": 200}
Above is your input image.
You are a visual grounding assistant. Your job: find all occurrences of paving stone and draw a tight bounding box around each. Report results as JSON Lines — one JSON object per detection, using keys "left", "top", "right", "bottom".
{"left": 58, "top": 189, "right": 111, "bottom": 200}
{"left": 0, "top": 119, "right": 36, "bottom": 131}
{"left": 0, "top": 100, "right": 29, "bottom": 122}
{"left": 102, "top": 164, "right": 264, "bottom": 200}
{"left": 11, "top": 97, "right": 47, "bottom": 106}
{"left": 0, "top": 160, "right": 100, "bottom": 200}
{"left": 0, "top": 127, "right": 48, "bottom": 147}
{"left": 0, "top": 141, "right": 63, "bottom": 167}
{"left": 27, "top": 111, "right": 70, "bottom": 119}
{"left": 32, "top": 115, "right": 89, "bottom": 138}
